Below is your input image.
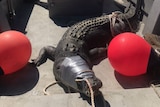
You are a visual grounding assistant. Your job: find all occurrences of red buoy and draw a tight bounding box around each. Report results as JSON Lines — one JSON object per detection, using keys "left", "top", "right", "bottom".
{"left": 0, "top": 30, "right": 32, "bottom": 75}
{"left": 108, "top": 32, "right": 151, "bottom": 76}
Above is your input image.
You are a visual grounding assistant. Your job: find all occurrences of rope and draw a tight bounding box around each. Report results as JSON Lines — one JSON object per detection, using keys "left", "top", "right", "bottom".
{"left": 123, "top": 15, "right": 134, "bottom": 32}
{"left": 151, "top": 84, "right": 160, "bottom": 98}
{"left": 155, "top": 49, "right": 160, "bottom": 56}
{"left": 108, "top": 13, "right": 116, "bottom": 37}
{"left": 43, "top": 79, "right": 95, "bottom": 107}
{"left": 108, "top": 12, "right": 120, "bottom": 37}
{"left": 108, "top": 2, "right": 135, "bottom": 36}
{"left": 108, "top": 11, "right": 134, "bottom": 37}
{"left": 43, "top": 81, "right": 60, "bottom": 95}
{"left": 75, "top": 78, "right": 95, "bottom": 107}
{"left": 150, "top": 80, "right": 160, "bottom": 98}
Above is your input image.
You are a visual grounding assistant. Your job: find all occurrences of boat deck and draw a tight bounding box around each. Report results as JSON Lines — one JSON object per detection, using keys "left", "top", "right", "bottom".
{"left": 0, "top": 0, "right": 160, "bottom": 107}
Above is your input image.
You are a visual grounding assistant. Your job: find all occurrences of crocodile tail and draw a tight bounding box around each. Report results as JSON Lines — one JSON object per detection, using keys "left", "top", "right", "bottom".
{"left": 122, "top": 0, "right": 143, "bottom": 20}
{"left": 122, "top": 0, "right": 143, "bottom": 33}
{"left": 114, "top": 0, "right": 143, "bottom": 20}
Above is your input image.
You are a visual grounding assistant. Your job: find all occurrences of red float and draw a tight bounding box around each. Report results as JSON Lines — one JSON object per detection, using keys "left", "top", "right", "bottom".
{"left": 108, "top": 32, "right": 151, "bottom": 76}
{"left": 0, "top": 30, "right": 32, "bottom": 75}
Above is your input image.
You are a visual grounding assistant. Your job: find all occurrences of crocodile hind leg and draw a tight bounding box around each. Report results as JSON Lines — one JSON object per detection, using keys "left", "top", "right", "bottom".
{"left": 32, "top": 46, "right": 56, "bottom": 66}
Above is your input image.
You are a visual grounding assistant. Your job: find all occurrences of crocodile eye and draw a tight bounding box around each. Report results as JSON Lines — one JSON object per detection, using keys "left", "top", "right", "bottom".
{"left": 93, "top": 82, "right": 96, "bottom": 86}
{"left": 56, "top": 66, "right": 60, "bottom": 70}
{"left": 86, "top": 90, "right": 90, "bottom": 96}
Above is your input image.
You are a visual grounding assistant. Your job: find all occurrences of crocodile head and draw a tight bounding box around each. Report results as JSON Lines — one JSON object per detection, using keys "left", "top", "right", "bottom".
{"left": 76, "top": 72, "right": 102, "bottom": 97}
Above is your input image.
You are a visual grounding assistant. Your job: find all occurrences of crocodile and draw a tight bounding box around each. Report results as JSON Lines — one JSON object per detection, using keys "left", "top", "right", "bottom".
{"left": 32, "top": 0, "right": 142, "bottom": 97}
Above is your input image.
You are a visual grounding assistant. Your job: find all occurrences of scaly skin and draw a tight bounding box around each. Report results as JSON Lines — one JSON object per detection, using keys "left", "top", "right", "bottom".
{"left": 32, "top": 0, "right": 142, "bottom": 97}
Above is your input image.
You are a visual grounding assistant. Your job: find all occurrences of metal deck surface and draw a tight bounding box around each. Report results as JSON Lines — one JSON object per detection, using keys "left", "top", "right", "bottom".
{"left": 0, "top": 0, "right": 160, "bottom": 107}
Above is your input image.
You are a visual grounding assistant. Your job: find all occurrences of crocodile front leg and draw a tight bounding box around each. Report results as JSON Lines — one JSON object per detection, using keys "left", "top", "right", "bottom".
{"left": 32, "top": 46, "right": 56, "bottom": 66}
{"left": 89, "top": 47, "right": 107, "bottom": 65}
